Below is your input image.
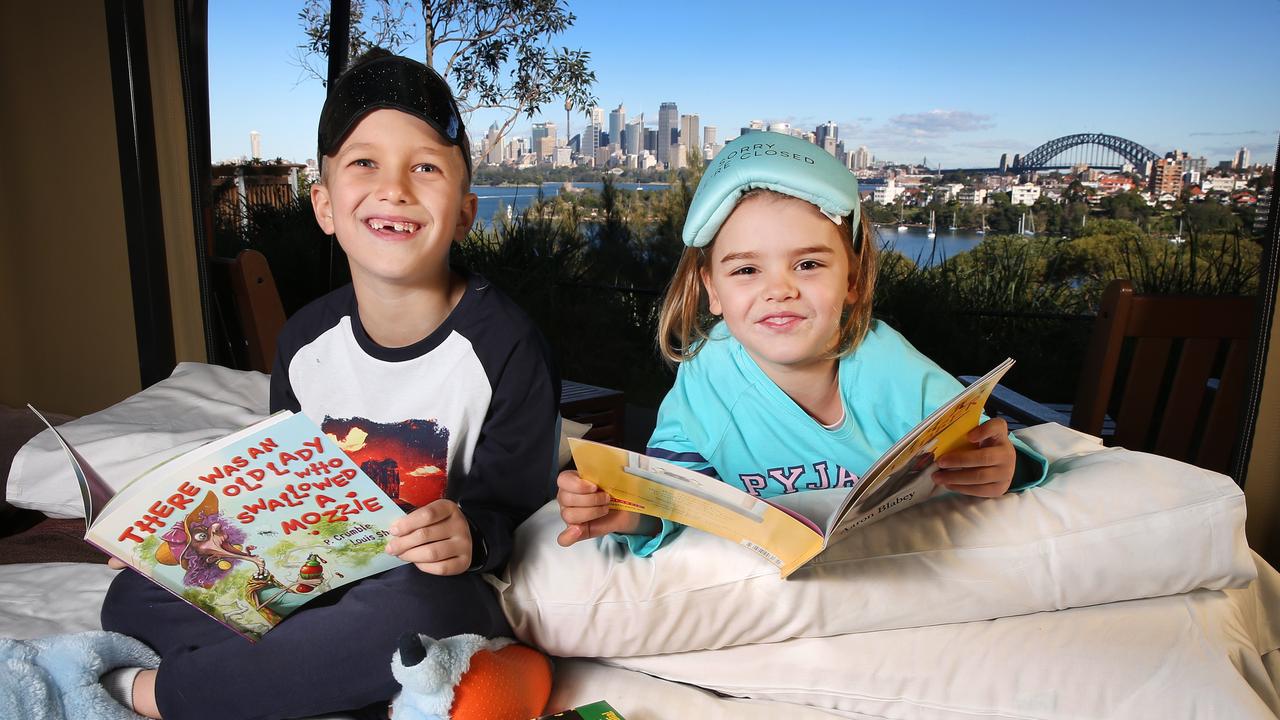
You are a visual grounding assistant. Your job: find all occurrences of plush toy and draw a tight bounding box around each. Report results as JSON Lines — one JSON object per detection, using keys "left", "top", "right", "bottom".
{"left": 390, "top": 633, "right": 552, "bottom": 720}
{"left": 0, "top": 631, "right": 159, "bottom": 720}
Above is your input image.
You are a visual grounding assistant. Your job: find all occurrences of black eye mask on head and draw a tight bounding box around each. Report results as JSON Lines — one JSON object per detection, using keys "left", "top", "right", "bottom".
{"left": 317, "top": 53, "right": 471, "bottom": 176}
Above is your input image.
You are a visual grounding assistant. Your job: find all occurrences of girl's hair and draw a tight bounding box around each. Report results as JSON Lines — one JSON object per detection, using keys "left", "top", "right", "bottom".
{"left": 657, "top": 189, "right": 878, "bottom": 364}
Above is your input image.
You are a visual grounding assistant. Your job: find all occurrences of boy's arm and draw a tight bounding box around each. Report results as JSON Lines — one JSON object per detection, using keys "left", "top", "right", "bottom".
{"left": 456, "top": 332, "right": 560, "bottom": 574}
{"left": 269, "top": 341, "right": 300, "bottom": 413}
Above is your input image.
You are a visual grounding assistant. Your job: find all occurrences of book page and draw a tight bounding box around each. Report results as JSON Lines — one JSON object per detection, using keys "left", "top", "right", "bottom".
{"left": 84, "top": 411, "right": 407, "bottom": 641}
{"left": 569, "top": 438, "right": 824, "bottom": 577}
{"left": 28, "top": 405, "right": 114, "bottom": 527}
{"left": 824, "top": 358, "right": 1015, "bottom": 543}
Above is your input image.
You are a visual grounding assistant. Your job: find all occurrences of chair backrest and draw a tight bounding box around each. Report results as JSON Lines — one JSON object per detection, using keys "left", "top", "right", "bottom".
{"left": 213, "top": 249, "right": 286, "bottom": 373}
{"left": 1070, "top": 279, "right": 1256, "bottom": 474}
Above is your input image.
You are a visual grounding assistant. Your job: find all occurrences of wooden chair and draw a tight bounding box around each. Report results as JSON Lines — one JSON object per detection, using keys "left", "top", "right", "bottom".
{"left": 977, "top": 279, "right": 1256, "bottom": 475}
{"left": 213, "top": 249, "right": 287, "bottom": 373}
{"left": 215, "top": 249, "right": 628, "bottom": 446}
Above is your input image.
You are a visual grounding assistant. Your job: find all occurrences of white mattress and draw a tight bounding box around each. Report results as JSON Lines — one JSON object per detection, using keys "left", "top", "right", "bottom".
{"left": 3, "top": 562, "right": 1278, "bottom": 720}
{"left": 0, "top": 562, "right": 847, "bottom": 719}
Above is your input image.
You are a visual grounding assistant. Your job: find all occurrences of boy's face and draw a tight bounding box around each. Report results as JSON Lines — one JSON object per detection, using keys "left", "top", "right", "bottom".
{"left": 700, "top": 194, "right": 856, "bottom": 377}
{"left": 311, "top": 108, "right": 476, "bottom": 290}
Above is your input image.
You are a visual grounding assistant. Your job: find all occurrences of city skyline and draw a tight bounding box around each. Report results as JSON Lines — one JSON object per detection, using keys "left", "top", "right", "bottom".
{"left": 209, "top": 1, "right": 1279, "bottom": 169}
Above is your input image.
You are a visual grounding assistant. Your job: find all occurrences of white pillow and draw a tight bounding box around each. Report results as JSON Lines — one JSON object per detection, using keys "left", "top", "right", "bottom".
{"left": 8, "top": 361, "right": 594, "bottom": 518}
{"left": 498, "top": 423, "right": 1258, "bottom": 658}
{"left": 7, "top": 363, "right": 271, "bottom": 518}
{"left": 605, "top": 552, "right": 1280, "bottom": 719}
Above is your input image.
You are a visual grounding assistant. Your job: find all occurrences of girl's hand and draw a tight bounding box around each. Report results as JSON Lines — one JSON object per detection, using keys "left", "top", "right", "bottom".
{"left": 933, "top": 417, "right": 1016, "bottom": 497}
{"left": 106, "top": 557, "right": 127, "bottom": 570}
{"left": 556, "top": 469, "right": 649, "bottom": 546}
{"left": 385, "top": 499, "right": 472, "bottom": 575}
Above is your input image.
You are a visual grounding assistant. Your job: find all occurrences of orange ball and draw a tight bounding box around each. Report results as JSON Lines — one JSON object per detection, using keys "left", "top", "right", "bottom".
{"left": 450, "top": 644, "right": 552, "bottom": 720}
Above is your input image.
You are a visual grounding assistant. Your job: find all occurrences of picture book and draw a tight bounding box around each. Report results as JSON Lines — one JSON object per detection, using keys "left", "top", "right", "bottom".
{"left": 568, "top": 359, "right": 1015, "bottom": 578}
{"left": 29, "top": 408, "right": 408, "bottom": 641}
{"left": 534, "top": 700, "right": 626, "bottom": 720}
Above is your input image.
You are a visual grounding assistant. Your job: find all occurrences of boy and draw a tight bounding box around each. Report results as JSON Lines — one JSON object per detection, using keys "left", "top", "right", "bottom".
{"left": 98, "top": 50, "right": 561, "bottom": 719}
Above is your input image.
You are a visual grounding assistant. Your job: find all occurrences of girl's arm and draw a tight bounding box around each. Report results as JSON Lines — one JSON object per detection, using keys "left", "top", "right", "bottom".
{"left": 556, "top": 470, "right": 660, "bottom": 546}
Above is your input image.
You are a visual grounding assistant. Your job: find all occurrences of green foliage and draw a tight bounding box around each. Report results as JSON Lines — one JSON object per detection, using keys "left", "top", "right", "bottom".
{"left": 228, "top": 173, "right": 1263, "bottom": 412}
{"left": 296, "top": 0, "right": 597, "bottom": 147}
{"left": 874, "top": 234, "right": 1093, "bottom": 403}
{"left": 214, "top": 194, "right": 350, "bottom": 316}
{"left": 1099, "top": 190, "right": 1153, "bottom": 225}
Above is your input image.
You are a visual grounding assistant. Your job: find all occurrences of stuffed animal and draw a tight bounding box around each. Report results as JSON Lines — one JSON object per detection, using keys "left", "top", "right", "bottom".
{"left": 0, "top": 631, "right": 159, "bottom": 720}
{"left": 390, "top": 633, "right": 552, "bottom": 720}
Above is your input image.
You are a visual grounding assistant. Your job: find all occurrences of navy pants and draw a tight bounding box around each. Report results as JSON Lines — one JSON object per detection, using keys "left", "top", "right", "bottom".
{"left": 101, "top": 565, "right": 512, "bottom": 720}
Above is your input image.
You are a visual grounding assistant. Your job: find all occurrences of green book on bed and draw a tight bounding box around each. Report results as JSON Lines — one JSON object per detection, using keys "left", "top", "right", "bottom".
{"left": 29, "top": 407, "right": 407, "bottom": 641}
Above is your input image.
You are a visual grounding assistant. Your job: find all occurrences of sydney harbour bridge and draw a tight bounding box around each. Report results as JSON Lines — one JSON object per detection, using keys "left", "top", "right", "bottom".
{"left": 947, "top": 133, "right": 1160, "bottom": 173}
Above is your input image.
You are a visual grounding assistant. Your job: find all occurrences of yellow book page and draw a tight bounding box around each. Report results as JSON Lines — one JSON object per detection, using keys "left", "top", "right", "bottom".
{"left": 569, "top": 439, "right": 823, "bottom": 577}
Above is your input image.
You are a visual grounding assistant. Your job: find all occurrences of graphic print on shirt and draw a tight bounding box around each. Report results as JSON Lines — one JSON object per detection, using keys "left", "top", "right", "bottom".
{"left": 736, "top": 461, "right": 861, "bottom": 497}
{"left": 323, "top": 417, "right": 450, "bottom": 511}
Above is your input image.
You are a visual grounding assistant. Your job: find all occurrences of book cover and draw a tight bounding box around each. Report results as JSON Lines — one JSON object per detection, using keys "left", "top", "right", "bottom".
{"left": 534, "top": 700, "right": 626, "bottom": 720}
{"left": 30, "top": 408, "right": 407, "bottom": 641}
{"left": 568, "top": 359, "right": 1015, "bottom": 578}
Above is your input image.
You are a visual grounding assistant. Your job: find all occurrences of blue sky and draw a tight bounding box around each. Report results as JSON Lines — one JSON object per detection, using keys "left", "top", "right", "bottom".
{"left": 210, "top": 0, "right": 1280, "bottom": 169}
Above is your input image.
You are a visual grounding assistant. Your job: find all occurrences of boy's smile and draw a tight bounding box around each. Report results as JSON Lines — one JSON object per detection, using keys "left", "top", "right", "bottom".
{"left": 701, "top": 194, "right": 856, "bottom": 380}
{"left": 311, "top": 108, "right": 476, "bottom": 290}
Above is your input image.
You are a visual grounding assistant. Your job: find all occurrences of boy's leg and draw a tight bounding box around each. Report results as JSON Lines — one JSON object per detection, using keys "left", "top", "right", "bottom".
{"left": 102, "top": 569, "right": 239, "bottom": 656}
{"left": 102, "top": 565, "right": 511, "bottom": 720}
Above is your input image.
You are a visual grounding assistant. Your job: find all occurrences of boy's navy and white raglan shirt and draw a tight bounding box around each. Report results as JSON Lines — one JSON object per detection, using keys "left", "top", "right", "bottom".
{"left": 623, "top": 319, "right": 1048, "bottom": 555}
{"left": 270, "top": 271, "right": 560, "bottom": 573}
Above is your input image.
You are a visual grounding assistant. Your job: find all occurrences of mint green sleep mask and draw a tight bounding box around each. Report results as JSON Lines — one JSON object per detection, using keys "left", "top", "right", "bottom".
{"left": 683, "top": 131, "right": 860, "bottom": 248}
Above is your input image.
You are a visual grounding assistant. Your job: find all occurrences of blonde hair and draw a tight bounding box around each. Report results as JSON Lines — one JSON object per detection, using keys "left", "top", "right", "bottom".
{"left": 656, "top": 190, "right": 878, "bottom": 364}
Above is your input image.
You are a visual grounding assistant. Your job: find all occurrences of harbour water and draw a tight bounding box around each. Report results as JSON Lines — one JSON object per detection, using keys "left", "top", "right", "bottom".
{"left": 472, "top": 182, "right": 669, "bottom": 223}
{"left": 872, "top": 225, "right": 986, "bottom": 267}
{"left": 472, "top": 183, "right": 987, "bottom": 267}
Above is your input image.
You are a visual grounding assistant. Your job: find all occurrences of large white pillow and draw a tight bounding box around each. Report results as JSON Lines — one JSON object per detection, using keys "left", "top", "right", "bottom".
{"left": 498, "top": 423, "right": 1257, "bottom": 657}
{"left": 605, "top": 552, "right": 1280, "bottom": 720}
{"left": 7, "top": 362, "right": 271, "bottom": 518}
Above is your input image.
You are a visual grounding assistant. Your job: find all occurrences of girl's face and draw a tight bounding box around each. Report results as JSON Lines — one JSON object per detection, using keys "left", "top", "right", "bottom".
{"left": 700, "top": 194, "right": 855, "bottom": 378}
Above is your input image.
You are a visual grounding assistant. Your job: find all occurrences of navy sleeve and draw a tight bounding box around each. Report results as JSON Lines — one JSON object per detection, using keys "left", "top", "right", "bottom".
{"left": 268, "top": 343, "right": 299, "bottom": 414}
{"left": 455, "top": 325, "right": 560, "bottom": 574}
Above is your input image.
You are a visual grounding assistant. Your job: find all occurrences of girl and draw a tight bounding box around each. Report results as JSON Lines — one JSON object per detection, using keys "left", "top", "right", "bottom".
{"left": 557, "top": 132, "right": 1047, "bottom": 553}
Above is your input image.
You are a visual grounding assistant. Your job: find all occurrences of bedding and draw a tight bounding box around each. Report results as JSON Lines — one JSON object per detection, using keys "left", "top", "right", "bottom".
{"left": 604, "top": 551, "right": 1280, "bottom": 719}
{"left": 500, "top": 422, "right": 1256, "bottom": 657}
{"left": 0, "top": 563, "right": 848, "bottom": 720}
{"left": 2, "top": 560, "right": 1277, "bottom": 720}
{"left": 5, "top": 363, "right": 1279, "bottom": 719}
{"left": 5, "top": 362, "right": 590, "bottom": 521}
{"left": 7, "top": 362, "right": 271, "bottom": 519}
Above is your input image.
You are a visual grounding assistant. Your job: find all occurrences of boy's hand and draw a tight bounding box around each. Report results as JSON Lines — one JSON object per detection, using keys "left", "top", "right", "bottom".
{"left": 106, "top": 557, "right": 127, "bottom": 570}
{"left": 386, "top": 499, "right": 472, "bottom": 575}
{"left": 933, "top": 417, "right": 1016, "bottom": 498}
{"left": 556, "top": 470, "right": 650, "bottom": 546}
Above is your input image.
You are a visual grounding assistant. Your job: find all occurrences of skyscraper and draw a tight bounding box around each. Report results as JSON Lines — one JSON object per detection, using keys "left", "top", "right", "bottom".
{"left": 249, "top": 130, "right": 261, "bottom": 159}
{"left": 852, "top": 145, "right": 870, "bottom": 171}
{"left": 1235, "top": 146, "right": 1251, "bottom": 171}
{"left": 1150, "top": 156, "right": 1183, "bottom": 196}
{"left": 532, "top": 122, "right": 557, "bottom": 162}
{"left": 609, "top": 104, "right": 626, "bottom": 151}
{"left": 658, "top": 102, "right": 678, "bottom": 167}
{"left": 581, "top": 123, "right": 599, "bottom": 163}
{"left": 815, "top": 121, "right": 838, "bottom": 149}
{"left": 484, "top": 122, "right": 502, "bottom": 165}
{"left": 626, "top": 117, "right": 644, "bottom": 156}
{"left": 703, "top": 125, "right": 717, "bottom": 150}
{"left": 680, "top": 114, "right": 699, "bottom": 157}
